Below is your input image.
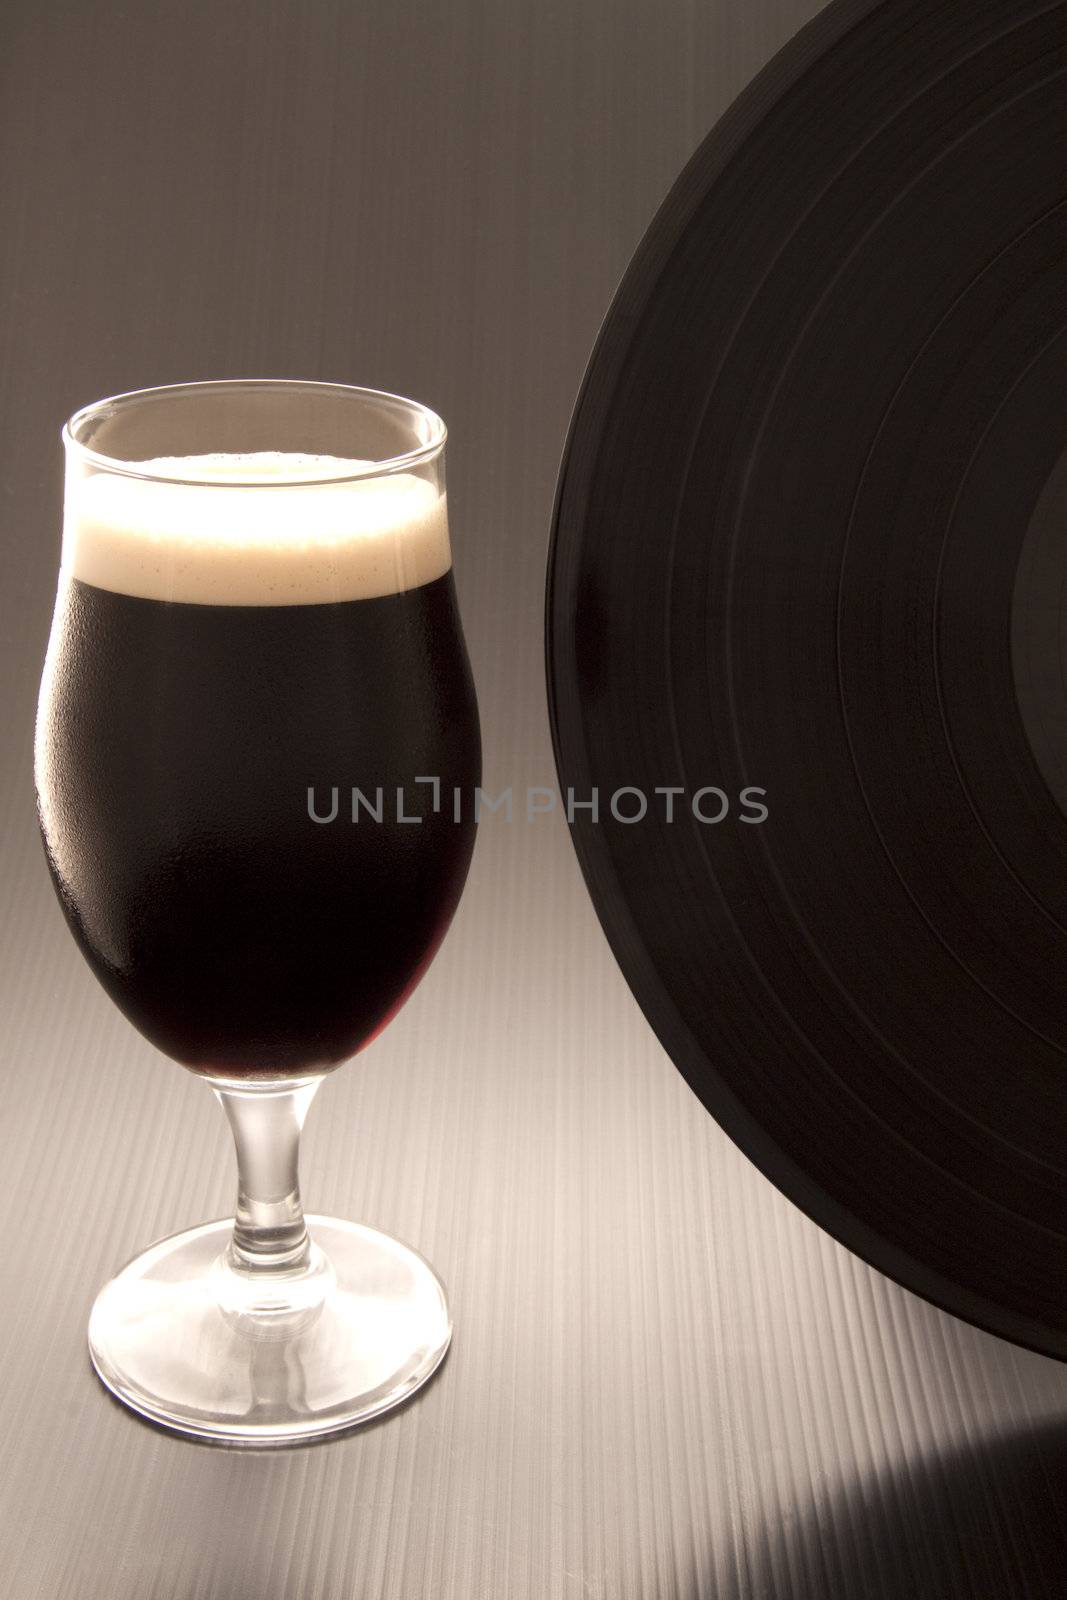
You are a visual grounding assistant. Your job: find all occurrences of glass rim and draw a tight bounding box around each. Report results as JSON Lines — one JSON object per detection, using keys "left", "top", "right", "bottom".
{"left": 62, "top": 378, "right": 448, "bottom": 488}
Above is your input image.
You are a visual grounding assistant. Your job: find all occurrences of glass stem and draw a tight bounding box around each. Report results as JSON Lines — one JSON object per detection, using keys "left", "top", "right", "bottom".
{"left": 212, "top": 1079, "right": 322, "bottom": 1274}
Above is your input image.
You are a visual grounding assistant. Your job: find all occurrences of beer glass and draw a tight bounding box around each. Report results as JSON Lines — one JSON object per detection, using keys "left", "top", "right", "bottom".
{"left": 35, "top": 380, "right": 481, "bottom": 1443}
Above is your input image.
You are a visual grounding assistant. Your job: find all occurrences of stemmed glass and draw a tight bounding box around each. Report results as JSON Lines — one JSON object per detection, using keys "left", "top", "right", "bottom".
{"left": 34, "top": 380, "right": 481, "bottom": 1443}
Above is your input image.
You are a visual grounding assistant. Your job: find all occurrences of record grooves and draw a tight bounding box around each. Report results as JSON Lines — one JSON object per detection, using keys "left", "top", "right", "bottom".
{"left": 546, "top": 0, "right": 1067, "bottom": 1357}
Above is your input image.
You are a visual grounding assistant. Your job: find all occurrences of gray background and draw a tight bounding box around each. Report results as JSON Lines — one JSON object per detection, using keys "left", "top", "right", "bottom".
{"left": 1, "top": 2, "right": 1064, "bottom": 1597}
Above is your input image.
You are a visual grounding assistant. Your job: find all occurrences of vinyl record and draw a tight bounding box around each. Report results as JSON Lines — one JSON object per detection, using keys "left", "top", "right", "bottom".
{"left": 546, "top": 0, "right": 1067, "bottom": 1358}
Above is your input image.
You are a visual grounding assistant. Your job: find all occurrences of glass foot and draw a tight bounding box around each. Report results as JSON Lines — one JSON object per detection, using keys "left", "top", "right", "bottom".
{"left": 88, "top": 1215, "right": 451, "bottom": 1445}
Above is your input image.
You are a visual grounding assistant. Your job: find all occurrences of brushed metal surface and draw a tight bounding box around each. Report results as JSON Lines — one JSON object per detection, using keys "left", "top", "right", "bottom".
{"left": 0, "top": 2, "right": 1064, "bottom": 1597}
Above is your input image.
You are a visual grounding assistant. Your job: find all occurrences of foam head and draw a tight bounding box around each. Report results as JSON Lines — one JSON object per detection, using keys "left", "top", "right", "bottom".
{"left": 63, "top": 452, "right": 452, "bottom": 605}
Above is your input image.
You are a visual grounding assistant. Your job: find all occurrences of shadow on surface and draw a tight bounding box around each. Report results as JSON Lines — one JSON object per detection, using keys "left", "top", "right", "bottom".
{"left": 711, "top": 1415, "right": 1067, "bottom": 1600}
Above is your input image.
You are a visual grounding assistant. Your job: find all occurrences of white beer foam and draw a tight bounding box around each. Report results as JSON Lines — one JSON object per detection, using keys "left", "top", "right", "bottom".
{"left": 64, "top": 451, "right": 451, "bottom": 604}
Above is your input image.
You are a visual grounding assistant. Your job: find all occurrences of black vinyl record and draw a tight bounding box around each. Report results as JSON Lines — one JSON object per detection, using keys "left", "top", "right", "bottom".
{"left": 546, "top": 0, "right": 1067, "bottom": 1358}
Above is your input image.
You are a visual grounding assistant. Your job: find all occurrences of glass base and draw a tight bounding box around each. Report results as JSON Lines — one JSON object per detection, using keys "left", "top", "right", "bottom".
{"left": 88, "top": 1215, "right": 451, "bottom": 1445}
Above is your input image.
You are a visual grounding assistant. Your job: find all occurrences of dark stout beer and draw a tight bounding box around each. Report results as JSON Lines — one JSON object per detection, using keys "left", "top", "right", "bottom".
{"left": 36, "top": 455, "right": 480, "bottom": 1078}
